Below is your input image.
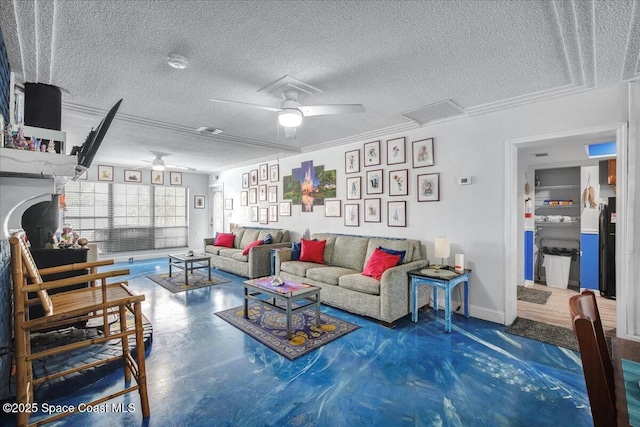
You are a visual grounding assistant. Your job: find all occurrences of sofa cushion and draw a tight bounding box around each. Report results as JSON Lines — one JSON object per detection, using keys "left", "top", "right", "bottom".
{"left": 240, "top": 229, "right": 261, "bottom": 248}
{"left": 362, "top": 248, "right": 401, "bottom": 280}
{"left": 214, "top": 233, "right": 235, "bottom": 248}
{"left": 242, "top": 239, "right": 263, "bottom": 256}
{"left": 219, "top": 248, "right": 243, "bottom": 258}
{"left": 231, "top": 226, "right": 246, "bottom": 249}
{"left": 300, "top": 239, "right": 326, "bottom": 264}
{"left": 378, "top": 246, "right": 405, "bottom": 265}
{"left": 332, "top": 235, "right": 370, "bottom": 271}
{"left": 338, "top": 274, "right": 380, "bottom": 296}
{"left": 306, "top": 266, "right": 360, "bottom": 286}
{"left": 231, "top": 252, "right": 249, "bottom": 262}
{"left": 205, "top": 245, "right": 222, "bottom": 255}
{"left": 365, "top": 238, "right": 415, "bottom": 265}
{"left": 280, "top": 260, "right": 322, "bottom": 277}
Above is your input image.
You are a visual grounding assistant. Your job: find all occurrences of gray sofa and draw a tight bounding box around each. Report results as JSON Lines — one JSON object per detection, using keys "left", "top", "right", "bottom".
{"left": 204, "top": 226, "right": 290, "bottom": 278}
{"left": 274, "top": 233, "right": 430, "bottom": 325}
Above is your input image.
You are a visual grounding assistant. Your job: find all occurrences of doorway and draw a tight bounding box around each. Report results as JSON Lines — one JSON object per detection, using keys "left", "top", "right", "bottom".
{"left": 504, "top": 122, "right": 629, "bottom": 334}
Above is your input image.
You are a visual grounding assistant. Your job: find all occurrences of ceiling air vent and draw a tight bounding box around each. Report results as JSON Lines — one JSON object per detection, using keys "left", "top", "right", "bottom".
{"left": 402, "top": 99, "right": 465, "bottom": 125}
{"left": 195, "top": 126, "right": 223, "bottom": 136}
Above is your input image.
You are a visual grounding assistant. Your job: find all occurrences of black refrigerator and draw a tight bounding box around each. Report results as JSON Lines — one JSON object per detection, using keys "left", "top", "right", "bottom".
{"left": 599, "top": 197, "right": 616, "bottom": 298}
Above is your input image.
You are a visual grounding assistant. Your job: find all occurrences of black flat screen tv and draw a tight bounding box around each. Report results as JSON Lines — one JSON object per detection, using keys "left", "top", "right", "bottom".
{"left": 74, "top": 99, "right": 122, "bottom": 175}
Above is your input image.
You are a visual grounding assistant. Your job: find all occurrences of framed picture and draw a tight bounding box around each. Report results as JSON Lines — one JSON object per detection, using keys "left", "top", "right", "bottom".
{"left": 270, "top": 164, "right": 279, "bottom": 182}
{"left": 386, "top": 137, "right": 406, "bottom": 165}
{"left": 250, "top": 169, "right": 258, "bottom": 186}
{"left": 364, "top": 198, "right": 382, "bottom": 223}
{"left": 268, "top": 186, "right": 278, "bottom": 203}
{"left": 151, "top": 170, "right": 164, "bottom": 185}
{"left": 124, "top": 170, "right": 141, "bottom": 183}
{"left": 240, "top": 191, "right": 248, "bottom": 206}
{"left": 249, "top": 187, "right": 257, "bottom": 204}
{"left": 366, "top": 169, "right": 383, "bottom": 195}
{"left": 279, "top": 201, "right": 291, "bottom": 216}
{"left": 258, "top": 184, "right": 267, "bottom": 201}
{"left": 268, "top": 205, "right": 278, "bottom": 222}
{"left": 346, "top": 176, "right": 361, "bottom": 200}
{"left": 345, "top": 149, "right": 360, "bottom": 174}
{"left": 242, "top": 172, "right": 250, "bottom": 188}
{"left": 412, "top": 138, "right": 434, "bottom": 168}
{"left": 194, "top": 195, "right": 205, "bottom": 209}
{"left": 259, "top": 163, "right": 269, "bottom": 181}
{"left": 324, "top": 199, "right": 342, "bottom": 217}
{"left": 388, "top": 201, "right": 407, "bottom": 227}
{"left": 363, "top": 140, "right": 381, "bottom": 167}
{"left": 259, "top": 207, "right": 268, "bottom": 224}
{"left": 170, "top": 171, "right": 182, "bottom": 186}
{"left": 344, "top": 204, "right": 359, "bottom": 227}
{"left": 250, "top": 206, "right": 259, "bottom": 222}
{"left": 417, "top": 173, "right": 440, "bottom": 202}
{"left": 389, "top": 169, "right": 409, "bottom": 196}
{"left": 98, "top": 165, "right": 113, "bottom": 181}
{"left": 225, "top": 198, "right": 233, "bottom": 210}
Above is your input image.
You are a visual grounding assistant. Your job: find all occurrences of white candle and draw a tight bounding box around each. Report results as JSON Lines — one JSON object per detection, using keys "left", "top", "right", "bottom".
{"left": 455, "top": 254, "right": 465, "bottom": 272}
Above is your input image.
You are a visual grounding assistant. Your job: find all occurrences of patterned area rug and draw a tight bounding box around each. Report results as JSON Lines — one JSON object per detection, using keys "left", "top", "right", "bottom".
{"left": 147, "top": 269, "right": 229, "bottom": 293}
{"left": 505, "top": 317, "right": 578, "bottom": 351}
{"left": 517, "top": 286, "right": 551, "bottom": 305}
{"left": 215, "top": 303, "right": 360, "bottom": 360}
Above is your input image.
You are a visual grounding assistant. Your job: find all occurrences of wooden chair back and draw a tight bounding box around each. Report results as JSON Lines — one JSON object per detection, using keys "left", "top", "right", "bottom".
{"left": 10, "top": 231, "right": 53, "bottom": 315}
{"left": 569, "top": 290, "right": 615, "bottom": 426}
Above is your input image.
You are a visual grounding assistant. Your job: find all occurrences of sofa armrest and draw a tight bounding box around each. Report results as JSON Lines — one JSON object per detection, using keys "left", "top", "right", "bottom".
{"left": 246, "top": 243, "right": 292, "bottom": 278}
{"left": 204, "top": 237, "right": 215, "bottom": 248}
{"left": 379, "top": 259, "right": 429, "bottom": 322}
{"left": 273, "top": 248, "right": 292, "bottom": 275}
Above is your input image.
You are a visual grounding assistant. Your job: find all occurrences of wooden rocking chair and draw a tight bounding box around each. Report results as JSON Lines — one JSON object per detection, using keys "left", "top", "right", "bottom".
{"left": 9, "top": 231, "right": 150, "bottom": 426}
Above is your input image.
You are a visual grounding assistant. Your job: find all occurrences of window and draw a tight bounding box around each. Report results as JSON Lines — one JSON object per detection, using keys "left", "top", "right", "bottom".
{"left": 64, "top": 181, "right": 188, "bottom": 254}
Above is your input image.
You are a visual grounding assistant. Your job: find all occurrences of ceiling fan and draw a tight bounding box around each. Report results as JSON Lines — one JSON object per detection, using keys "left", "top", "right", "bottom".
{"left": 210, "top": 90, "right": 365, "bottom": 134}
{"left": 143, "top": 152, "right": 196, "bottom": 171}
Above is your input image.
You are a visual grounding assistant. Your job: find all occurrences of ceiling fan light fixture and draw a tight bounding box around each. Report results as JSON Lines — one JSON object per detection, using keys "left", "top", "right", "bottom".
{"left": 167, "top": 54, "right": 188, "bottom": 69}
{"left": 152, "top": 157, "right": 166, "bottom": 171}
{"left": 278, "top": 109, "right": 302, "bottom": 127}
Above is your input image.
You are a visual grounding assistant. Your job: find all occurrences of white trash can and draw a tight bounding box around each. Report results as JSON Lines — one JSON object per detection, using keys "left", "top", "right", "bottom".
{"left": 543, "top": 254, "right": 571, "bottom": 289}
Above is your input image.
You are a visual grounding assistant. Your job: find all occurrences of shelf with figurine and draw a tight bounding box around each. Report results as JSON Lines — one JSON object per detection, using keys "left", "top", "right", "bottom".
{"left": 2, "top": 123, "right": 66, "bottom": 154}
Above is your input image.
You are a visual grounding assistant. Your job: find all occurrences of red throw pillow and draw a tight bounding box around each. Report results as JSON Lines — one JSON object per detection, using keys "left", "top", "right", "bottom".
{"left": 214, "top": 233, "right": 235, "bottom": 248}
{"left": 242, "top": 239, "right": 263, "bottom": 256}
{"left": 362, "top": 248, "right": 401, "bottom": 280}
{"left": 299, "top": 239, "right": 326, "bottom": 264}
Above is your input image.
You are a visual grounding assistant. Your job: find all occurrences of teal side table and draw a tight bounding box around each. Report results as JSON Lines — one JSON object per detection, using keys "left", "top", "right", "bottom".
{"left": 409, "top": 267, "right": 471, "bottom": 333}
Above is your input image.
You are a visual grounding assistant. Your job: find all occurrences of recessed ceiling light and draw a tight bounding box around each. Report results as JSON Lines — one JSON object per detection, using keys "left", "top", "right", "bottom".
{"left": 167, "top": 54, "right": 188, "bottom": 69}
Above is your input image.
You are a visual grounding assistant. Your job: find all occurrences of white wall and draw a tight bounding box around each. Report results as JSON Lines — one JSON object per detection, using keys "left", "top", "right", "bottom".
{"left": 219, "top": 84, "right": 632, "bottom": 325}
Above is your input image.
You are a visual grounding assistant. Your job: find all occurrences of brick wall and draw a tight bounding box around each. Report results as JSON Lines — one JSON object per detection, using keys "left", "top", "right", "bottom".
{"left": 0, "top": 27, "right": 10, "bottom": 123}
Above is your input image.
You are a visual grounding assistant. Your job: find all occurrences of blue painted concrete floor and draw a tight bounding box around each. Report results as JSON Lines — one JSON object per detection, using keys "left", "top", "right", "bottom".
{"left": 2, "top": 258, "right": 593, "bottom": 426}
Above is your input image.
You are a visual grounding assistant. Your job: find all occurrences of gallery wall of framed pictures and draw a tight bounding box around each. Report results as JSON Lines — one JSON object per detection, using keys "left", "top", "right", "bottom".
{"left": 232, "top": 135, "right": 440, "bottom": 228}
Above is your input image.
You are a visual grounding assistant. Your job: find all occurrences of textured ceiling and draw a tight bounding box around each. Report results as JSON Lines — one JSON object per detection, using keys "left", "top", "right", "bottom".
{"left": 1, "top": 0, "right": 638, "bottom": 174}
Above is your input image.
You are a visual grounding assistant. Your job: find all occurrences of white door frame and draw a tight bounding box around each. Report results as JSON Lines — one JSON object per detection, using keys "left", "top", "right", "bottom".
{"left": 504, "top": 122, "right": 631, "bottom": 336}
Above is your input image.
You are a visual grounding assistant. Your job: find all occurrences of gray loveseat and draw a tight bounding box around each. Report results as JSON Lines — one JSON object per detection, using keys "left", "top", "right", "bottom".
{"left": 274, "top": 233, "right": 429, "bottom": 326}
{"left": 204, "top": 226, "right": 290, "bottom": 279}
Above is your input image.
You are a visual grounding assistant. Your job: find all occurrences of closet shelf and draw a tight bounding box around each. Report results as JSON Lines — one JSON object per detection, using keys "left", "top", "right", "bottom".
{"left": 535, "top": 204, "right": 580, "bottom": 209}
{"left": 535, "top": 221, "right": 581, "bottom": 227}
{"left": 535, "top": 184, "right": 580, "bottom": 190}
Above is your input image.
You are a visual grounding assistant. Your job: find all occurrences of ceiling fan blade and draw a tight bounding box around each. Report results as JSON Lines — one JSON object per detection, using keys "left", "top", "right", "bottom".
{"left": 284, "top": 126, "right": 297, "bottom": 140}
{"left": 210, "top": 98, "right": 282, "bottom": 113}
{"left": 298, "top": 104, "right": 365, "bottom": 117}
